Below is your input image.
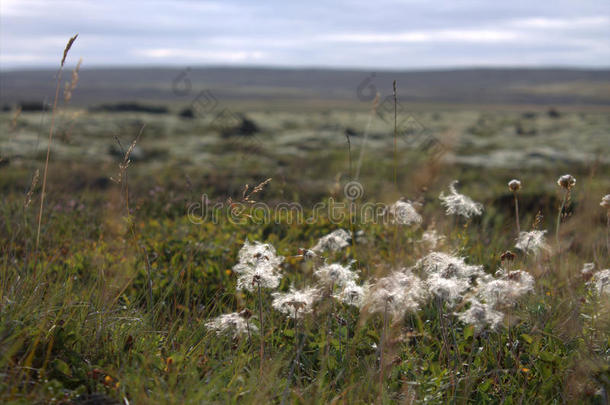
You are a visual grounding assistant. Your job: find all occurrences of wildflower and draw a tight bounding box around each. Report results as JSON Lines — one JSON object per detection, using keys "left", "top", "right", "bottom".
{"left": 364, "top": 271, "right": 427, "bottom": 319}
{"left": 334, "top": 281, "right": 369, "bottom": 308}
{"left": 414, "top": 252, "right": 485, "bottom": 304}
{"left": 457, "top": 298, "right": 504, "bottom": 331}
{"left": 314, "top": 262, "right": 358, "bottom": 288}
{"left": 500, "top": 250, "right": 516, "bottom": 262}
{"left": 415, "top": 251, "right": 486, "bottom": 280}
{"left": 420, "top": 227, "right": 445, "bottom": 250}
{"left": 296, "top": 248, "right": 318, "bottom": 261}
{"left": 557, "top": 174, "right": 576, "bottom": 190}
{"left": 508, "top": 179, "right": 522, "bottom": 192}
{"left": 477, "top": 270, "right": 534, "bottom": 307}
{"left": 601, "top": 194, "right": 610, "bottom": 210}
{"left": 232, "top": 241, "right": 284, "bottom": 292}
{"left": 312, "top": 229, "right": 351, "bottom": 253}
{"left": 581, "top": 263, "right": 595, "bottom": 280}
{"left": 590, "top": 269, "right": 610, "bottom": 296}
{"left": 272, "top": 286, "right": 320, "bottom": 319}
{"left": 439, "top": 181, "right": 483, "bottom": 218}
{"left": 205, "top": 311, "right": 258, "bottom": 337}
{"left": 515, "top": 230, "right": 549, "bottom": 255}
{"left": 386, "top": 200, "right": 422, "bottom": 226}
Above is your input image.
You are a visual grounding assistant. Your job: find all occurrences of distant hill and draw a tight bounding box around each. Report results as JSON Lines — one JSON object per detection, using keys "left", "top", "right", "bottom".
{"left": 1, "top": 67, "right": 609, "bottom": 107}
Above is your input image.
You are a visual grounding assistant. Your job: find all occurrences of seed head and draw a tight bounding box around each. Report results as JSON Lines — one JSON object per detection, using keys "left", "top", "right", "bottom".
{"left": 205, "top": 312, "right": 258, "bottom": 337}
{"left": 600, "top": 194, "right": 610, "bottom": 210}
{"left": 314, "top": 262, "right": 358, "bottom": 288}
{"left": 272, "top": 286, "right": 320, "bottom": 319}
{"left": 334, "top": 281, "right": 369, "bottom": 308}
{"left": 508, "top": 179, "right": 522, "bottom": 192}
{"left": 557, "top": 174, "right": 576, "bottom": 190}
{"left": 386, "top": 200, "right": 422, "bottom": 226}
{"left": 312, "top": 229, "right": 351, "bottom": 253}
{"left": 515, "top": 230, "right": 549, "bottom": 256}
{"left": 500, "top": 250, "right": 516, "bottom": 262}
{"left": 439, "top": 181, "right": 483, "bottom": 218}
{"left": 232, "top": 240, "right": 284, "bottom": 292}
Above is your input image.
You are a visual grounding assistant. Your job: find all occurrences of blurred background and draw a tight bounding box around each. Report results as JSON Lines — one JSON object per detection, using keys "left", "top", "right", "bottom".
{"left": 1, "top": 0, "right": 609, "bottom": 205}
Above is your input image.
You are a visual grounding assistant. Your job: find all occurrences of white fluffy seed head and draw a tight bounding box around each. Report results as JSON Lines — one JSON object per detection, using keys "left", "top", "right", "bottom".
{"left": 312, "top": 229, "right": 351, "bottom": 253}
{"left": 386, "top": 200, "right": 422, "bottom": 226}
{"left": 272, "top": 286, "right": 320, "bottom": 319}
{"left": 477, "top": 270, "right": 534, "bottom": 307}
{"left": 205, "top": 312, "right": 258, "bottom": 338}
{"left": 439, "top": 181, "right": 483, "bottom": 218}
{"left": 364, "top": 270, "right": 426, "bottom": 319}
{"left": 233, "top": 240, "right": 284, "bottom": 292}
{"left": 314, "top": 262, "right": 358, "bottom": 288}
{"left": 420, "top": 228, "right": 445, "bottom": 250}
{"left": 590, "top": 269, "right": 610, "bottom": 296}
{"left": 334, "top": 281, "right": 369, "bottom": 308}
{"left": 515, "top": 230, "right": 549, "bottom": 255}
{"left": 457, "top": 298, "right": 504, "bottom": 331}
{"left": 414, "top": 251, "right": 485, "bottom": 304}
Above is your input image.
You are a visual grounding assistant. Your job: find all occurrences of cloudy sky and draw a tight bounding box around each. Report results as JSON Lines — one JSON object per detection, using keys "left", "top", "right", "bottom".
{"left": 1, "top": 0, "right": 609, "bottom": 70}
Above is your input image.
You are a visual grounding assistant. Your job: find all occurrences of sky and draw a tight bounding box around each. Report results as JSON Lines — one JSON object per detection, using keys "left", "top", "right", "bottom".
{"left": 1, "top": 0, "right": 609, "bottom": 70}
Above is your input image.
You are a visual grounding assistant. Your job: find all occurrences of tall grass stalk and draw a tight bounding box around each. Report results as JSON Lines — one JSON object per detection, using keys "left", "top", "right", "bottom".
{"left": 392, "top": 80, "right": 398, "bottom": 187}
{"left": 35, "top": 34, "right": 78, "bottom": 253}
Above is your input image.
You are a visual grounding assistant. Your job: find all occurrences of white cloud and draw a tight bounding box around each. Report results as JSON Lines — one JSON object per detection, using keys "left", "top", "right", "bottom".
{"left": 324, "top": 29, "right": 519, "bottom": 43}
{"left": 136, "top": 48, "right": 266, "bottom": 62}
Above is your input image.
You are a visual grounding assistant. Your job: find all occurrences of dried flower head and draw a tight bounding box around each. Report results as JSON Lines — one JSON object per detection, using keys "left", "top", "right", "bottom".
{"left": 314, "top": 262, "right": 358, "bottom": 288}
{"left": 589, "top": 269, "right": 610, "bottom": 296}
{"left": 272, "top": 286, "right": 320, "bottom": 319}
{"left": 312, "top": 229, "right": 351, "bottom": 253}
{"left": 581, "top": 263, "right": 595, "bottom": 281}
{"left": 414, "top": 252, "right": 485, "bottom": 304}
{"left": 477, "top": 270, "right": 534, "bottom": 307}
{"left": 205, "top": 312, "right": 258, "bottom": 337}
{"left": 557, "top": 174, "right": 576, "bottom": 190}
{"left": 439, "top": 181, "right": 483, "bottom": 218}
{"left": 508, "top": 179, "right": 522, "bottom": 192}
{"left": 419, "top": 227, "right": 445, "bottom": 250}
{"left": 515, "top": 230, "right": 549, "bottom": 255}
{"left": 416, "top": 251, "right": 486, "bottom": 280}
{"left": 364, "top": 271, "right": 427, "bottom": 319}
{"left": 500, "top": 251, "right": 516, "bottom": 262}
{"left": 457, "top": 298, "right": 504, "bottom": 331}
{"left": 600, "top": 194, "right": 610, "bottom": 210}
{"left": 232, "top": 241, "right": 284, "bottom": 292}
{"left": 386, "top": 200, "right": 422, "bottom": 226}
{"left": 334, "top": 281, "right": 369, "bottom": 308}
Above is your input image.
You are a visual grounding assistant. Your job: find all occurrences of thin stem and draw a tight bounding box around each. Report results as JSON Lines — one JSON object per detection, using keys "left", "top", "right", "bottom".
{"left": 258, "top": 282, "right": 264, "bottom": 376}
{"left": 379, "top": 300, "right": 388, "bottom": 399}
{"left": 513, "top": 192, "right": 520, "bottom": 235}
{"left": 35, "top": 68, "right": 63, "bottom": 254}
{"left": 606, "top": 210, "right": 610, "bottom": 256}
{"left": 556, "top": 189, "right": 569, "bottom": 252}
{"left": 392, "top": 80, "right": 398, "bottom": 187}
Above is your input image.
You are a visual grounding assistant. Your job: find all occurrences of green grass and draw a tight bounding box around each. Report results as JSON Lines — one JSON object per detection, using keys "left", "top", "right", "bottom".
{"left": 1, "top": 101, "right": 609, "bottom": 403}
{"left": 1, "top": 156, "right": 609, "bottom": 403}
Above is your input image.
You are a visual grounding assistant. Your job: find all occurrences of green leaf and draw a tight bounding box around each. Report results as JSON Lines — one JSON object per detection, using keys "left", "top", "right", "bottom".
{"left": 520, "top": 333, "right": 533, "bottom": 344}
{"left": 52, "top": 359, "right": 72, "bottom": 377}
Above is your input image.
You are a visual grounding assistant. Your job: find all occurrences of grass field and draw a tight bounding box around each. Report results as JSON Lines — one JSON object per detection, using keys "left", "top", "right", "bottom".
{"left": 1, "top": 63, "right": 610, "bottom": 404}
